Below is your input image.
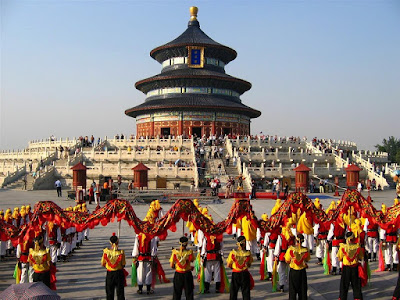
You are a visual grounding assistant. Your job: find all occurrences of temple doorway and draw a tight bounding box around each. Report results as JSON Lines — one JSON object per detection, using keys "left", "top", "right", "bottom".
{"left": 161, "top": 127, "right": 170, "bottom": 137}
{"left": 223, "top": 128, "right": 231, "bottom": 136}
{"left": 192, "top": 127, "right": 202, "bottom": 137}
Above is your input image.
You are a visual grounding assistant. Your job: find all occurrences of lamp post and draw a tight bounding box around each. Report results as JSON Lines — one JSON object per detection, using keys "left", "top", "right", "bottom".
{"left": 334, "top": 176, "right": 340, "bottom": 196}
{"left": 366, "top": 179, "right": 372, "bottom": 202}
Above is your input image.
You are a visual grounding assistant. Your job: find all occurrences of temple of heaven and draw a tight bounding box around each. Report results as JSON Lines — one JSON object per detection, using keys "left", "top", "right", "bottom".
{"left": 125, "top": 6, "right": 261, "bottom": 137}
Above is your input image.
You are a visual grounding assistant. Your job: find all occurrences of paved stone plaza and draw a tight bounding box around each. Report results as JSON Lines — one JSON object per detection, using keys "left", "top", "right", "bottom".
{"left": 0, "top": 189, "right": 399, "bottom": 299}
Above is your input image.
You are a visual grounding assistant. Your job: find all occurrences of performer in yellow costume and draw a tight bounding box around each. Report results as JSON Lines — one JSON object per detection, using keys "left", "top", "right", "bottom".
{"left": 227, "top": 236, "right": 253, "bottom": 300}
{"left": 28, "top": 235, "right": 51, "bottom": 288}
{"left": 101, "top": 233, "right": 126, "bottom": 300}
{"left": 170, "top": 236, "right": 195, "bottom": 300}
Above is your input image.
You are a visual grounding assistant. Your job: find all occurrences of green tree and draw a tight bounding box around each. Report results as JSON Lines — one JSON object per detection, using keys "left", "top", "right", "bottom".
{"left": 375, "top": 136, "right": 400, "bottom": 163}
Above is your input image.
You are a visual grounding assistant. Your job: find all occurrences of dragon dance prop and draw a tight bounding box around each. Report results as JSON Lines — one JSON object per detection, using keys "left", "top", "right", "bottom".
{"left": 13, "top": 263, "right": 21, "bottom": 284}
{"left": 131, "top": 261, "right": 137, "bottom": 287}
{"left": 219, "top": 263, "right": 230, "bottom": 293}
{"left": 271, "top": 259, "right": 279, "bottom": 292}
{"left": 376, "top": 242, "right": 386, "bottom": 272}
{"left": 1, "top": 190, "right": 400, "bottom": 245}
{"left": 259, "top": 249, "right": 268, "bottom": 280}
{"left": 198, "top": 264, "right": 205, "bottom": 294}
{"left": 323, "top": 246, "right": 332, "bottom": 275}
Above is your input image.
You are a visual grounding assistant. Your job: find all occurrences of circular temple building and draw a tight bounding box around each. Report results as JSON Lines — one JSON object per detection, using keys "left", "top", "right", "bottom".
{"left": 125, "top": 7, "right": 261, "bottom": 137}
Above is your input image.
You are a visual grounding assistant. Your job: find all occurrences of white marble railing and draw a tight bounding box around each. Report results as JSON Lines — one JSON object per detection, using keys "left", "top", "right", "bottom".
{"left": 190, "top": 142, "right": 199, "bottom": 188}
{"left": 0, "top": 166, "right": 26, "bottom": 187}
{"left": 352, "top": 154, "right": 389, "bottom": 189}
{"left": 386, "top": 163, "right": 400, "bottom": 176}
{"left": 230, "top": 137, "right": 305, "bottom": 148}
{"left": 0, "top": 149, "right": 57, "bottom": 161}
{"left": 28, "top": 138, "right": 80, "bottom": 150}
{"left": 55, "top": 163, "right": 196, "bottom": 179}
{"left": 108, "top": 136, "right": 193, "bottom": 148}
{"left": 80, "top": 148, "right": 194, "bottom": 162}
{"left": 235, "top": 148, "right": 336, "bottom": 164}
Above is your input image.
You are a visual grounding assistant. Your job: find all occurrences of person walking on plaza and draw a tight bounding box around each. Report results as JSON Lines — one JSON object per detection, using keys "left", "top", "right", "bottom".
{"left": 170, "top": 236, "right": 195, "bottom": 300}
{"left": 337, "top": 232, "right": 364, "bottom": 300}
{"left": 227, "top": 236, "right": 253, "bottom": 300}
{"left": 284, "top": 233, "right": 310, "bottom": 300}
{"left": 54, "top": 179, "right": 62, "bottom": 197}
{"left": 251, "top": 180, "right": 257, "bottom": 200}
{"left": 101, "top": 233, "right": 126, "bottom": 300}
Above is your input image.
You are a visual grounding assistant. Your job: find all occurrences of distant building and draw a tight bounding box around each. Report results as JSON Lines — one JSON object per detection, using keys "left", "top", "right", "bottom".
{"left": 125, "top": 7, "right": 261, "bottom": 138}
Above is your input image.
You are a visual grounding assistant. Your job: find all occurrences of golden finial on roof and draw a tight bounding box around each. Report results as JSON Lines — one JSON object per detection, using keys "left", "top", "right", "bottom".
{"left": 190, "top": 6, "right": 198, "bottom": 21}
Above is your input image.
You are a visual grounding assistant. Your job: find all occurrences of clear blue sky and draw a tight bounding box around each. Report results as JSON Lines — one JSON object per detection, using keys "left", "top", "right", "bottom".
{"left": 1, "top": 0, "right": 399, "bottom": 151}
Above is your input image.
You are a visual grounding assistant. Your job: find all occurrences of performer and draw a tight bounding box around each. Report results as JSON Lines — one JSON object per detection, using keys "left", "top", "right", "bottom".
{"left": 200, "top": 233, "right": 223, "bottom": 293}
{"left": 16, "top": 238, "right": 34, "bottom": 283}
{"left": 44, "top": 221, "right": 61, "bottom": 266}
{"left": 327, "top": 220, "right": 346, "bottom": 275}
{"left": 227, "top": 236, "right": 253, "bottom": 300}
{"left": 242, "top": 215, "right": 260, "bottom": 260}
{"left": 392, "top": 237, "right": 400, "bottom": 299}
{"left": 170, "top": 236, "right": 195, "bottom": 300}
{"left": 0, "top": 210, "right": 6, "bottom": 261}
{"left": 363, "top": 218, "right": 379, "bottom": 261}
{"left": 264, "top": 228, "right": 279, "bottom": 280}
{"left": 101, "top": 233, "right": 126, "bottom": 300}
{"left": 284, "top": 233, "right": 310, "bottom": 300}
{"left": 337, "top": 232, "right": 364, "bottom": 300}
{"left": 314, "top": 220, "right": 330, "bottom": 265}
{"left": 4, "top": 208, "right": 14, "bottom": 257}
{"left": 274, "top": 222, "right": 295, "bottom": 292}
{"left": 383, "top": 223, "right": 399, "bottom": 271}
{"left": 28, "top": 235, "right": 51, "bottom": 288}
{"left": 132, "top": 231, "right": 159, "bottom": 294}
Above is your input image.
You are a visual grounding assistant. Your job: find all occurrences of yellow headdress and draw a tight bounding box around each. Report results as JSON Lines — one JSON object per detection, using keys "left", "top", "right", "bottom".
{"left": 154, "top": 200, "right": 161, "bottom": 210}
{"left": 325, "top": 201, "right": 336, "bottom": 214}
{"left": 381, "top": 204, "right": 387, "bottom": 215}
{"left": 314, "top": 198, "right": 320, "bottom": 209}
{"left": 261, "top": 213, "right": 268, "bottom": 222}
{"left": 394, "top": 198, "right": 399, "bottom": 206}
{"left": 144, "top": 211, "right": 155, "bottom": 224}
{"left": 271, "top": 198, "right": 281, "bottom": 215}
{"left": 350, "top": 219, "right": 362, "bottom": 238}
{"left": 202, "top": 207, "right": 208, "bottom": 215}
{"left": 193, "top": 199, "right": 199, "bottom": 208}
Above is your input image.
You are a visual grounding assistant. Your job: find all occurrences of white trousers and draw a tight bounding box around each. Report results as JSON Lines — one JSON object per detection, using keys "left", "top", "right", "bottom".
{"left": 385, "top": 243, "right": 399, "bottom": 265}
{"left": 315, "top": 239, "right": 327, "bottom": 259}
{"left": 0, "top": 241, "right": 6, "bottom": 255}
{"left": 49, "top": 245, "right": 58, "bottom": 263}
{"left": 246, "top": 240, "right": 259, "bottom": 254}
{"left": 20, "top": 262, "right": 34, "bottom": 283}
{"left": 267, "top": 248, "right": 274, "bottom": 273}
{"left": 302, "top": 234, "right": 314, "bottom": 251}
{"left": 331, "top": 246, "right": 341, "bottom": 268}
{"left": 205, "top": 260, "right": 221, "bottom": 283}
{"left": 277, "top": 261, "right": 288, "bottom": 287}
{"left": 60, "top": 241, "right": 69, "bottom": 256}
{"left": 366, "top": 237, "right": 379, "bottom": 254}
{"left": 137, "top": 261, "right": 152, "bottom": 286}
